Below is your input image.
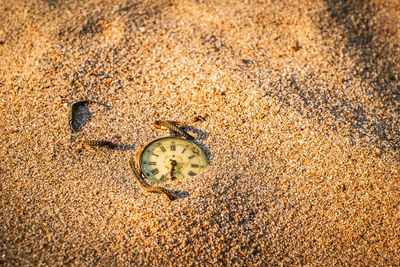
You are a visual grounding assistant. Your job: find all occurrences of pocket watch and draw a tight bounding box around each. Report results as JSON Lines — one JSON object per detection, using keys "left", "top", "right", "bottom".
{"left": 129, "top": 120, "right": 208, "bottom": 200}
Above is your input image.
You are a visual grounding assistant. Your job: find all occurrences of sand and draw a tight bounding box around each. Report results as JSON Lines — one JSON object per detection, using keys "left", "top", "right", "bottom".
{"left": 1, "top": 0, "right": 399, "bottom": 265}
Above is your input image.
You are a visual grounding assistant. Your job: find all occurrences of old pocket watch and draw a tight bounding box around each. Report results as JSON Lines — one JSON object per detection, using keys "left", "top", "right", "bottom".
{"left": 129, "top": 120, "right": 208, "bottom": 200}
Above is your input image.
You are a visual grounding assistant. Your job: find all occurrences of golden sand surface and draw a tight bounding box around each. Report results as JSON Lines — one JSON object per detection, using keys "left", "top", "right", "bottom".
{"left": 1, "top": 0, "right": 399, "bottom": 265}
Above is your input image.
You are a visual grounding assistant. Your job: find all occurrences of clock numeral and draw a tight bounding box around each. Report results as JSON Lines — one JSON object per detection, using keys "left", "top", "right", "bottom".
{"left": 159, "top": 145, "right": 166, "bottom": 152}
{"left": 191, "top": 147, "right": 199, "bottom": 155}
{"left": 160, "top": 175, "right": 167, "bottom": 182}
{"left": 151, "top": 153, "right": 159, "bottom": 157}
{"left": 151, "top": 168, "right": 159, "bottom": 175}
{"left": 182, "top": 145, "right": 188, "bottom": 153}
{"left": 170, "top": 144, "right": 176, "bottom": 151}
{"left": 188, "top": 171, "right": 197, "bottom": 176}
{"left": 149, "top": 162, "right": 156, "bottom": 165}
{"left": 188, "top": 155, "right": 196, "bottom": 159}
{"left": 191, "top": 164, "right": 199, "bottom": 168}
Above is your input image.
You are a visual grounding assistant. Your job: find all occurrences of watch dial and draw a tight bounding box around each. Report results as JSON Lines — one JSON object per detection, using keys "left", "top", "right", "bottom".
{"left": 139, "top": 137, "right": 208, "bottom": 184}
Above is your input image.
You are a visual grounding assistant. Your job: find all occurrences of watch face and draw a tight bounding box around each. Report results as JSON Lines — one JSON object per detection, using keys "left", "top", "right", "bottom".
{"left": 138, "top": 137, "right": 208, "bottom": 184}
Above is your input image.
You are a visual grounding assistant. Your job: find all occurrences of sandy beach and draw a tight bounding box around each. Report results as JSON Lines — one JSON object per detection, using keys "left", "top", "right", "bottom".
{"left": 1, "top": 0, "right": 399, "bottom": 265}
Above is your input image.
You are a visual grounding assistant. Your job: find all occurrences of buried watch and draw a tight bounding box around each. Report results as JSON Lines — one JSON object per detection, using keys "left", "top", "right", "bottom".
{"left": 129, "top": 120, "right": 208, "bottom": 200}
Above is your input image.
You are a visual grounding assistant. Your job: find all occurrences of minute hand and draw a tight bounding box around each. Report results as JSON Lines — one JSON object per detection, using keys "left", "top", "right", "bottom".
{"left": 170, "top": 160, "right": 177, "bottom": 180}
